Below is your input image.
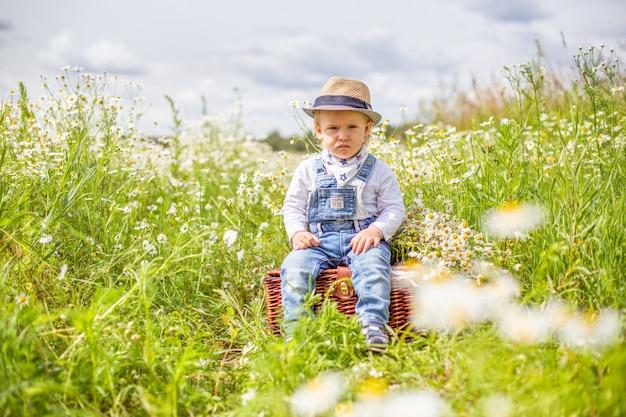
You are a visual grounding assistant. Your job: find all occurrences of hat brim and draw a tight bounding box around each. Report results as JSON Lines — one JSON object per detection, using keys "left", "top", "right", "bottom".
{"left": 302, "top": 105, "right": 382, "bottom": 125}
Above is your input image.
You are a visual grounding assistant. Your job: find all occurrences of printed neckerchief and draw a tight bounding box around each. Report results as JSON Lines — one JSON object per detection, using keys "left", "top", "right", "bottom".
{"left": 321, "top": 145, "right": 369, "bottom": 187}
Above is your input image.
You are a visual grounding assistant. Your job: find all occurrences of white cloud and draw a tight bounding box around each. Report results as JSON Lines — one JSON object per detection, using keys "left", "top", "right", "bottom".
{"left": 37, "top": 29, "right": 81, "bottom": 68}
{"left": 37, "top": 29, "right": 144, "bottom": 75}
{"left": 84, "top": 40, "right": 144, "bottom": 74}
{"left": 468, "top": 0, "right": 552, "bottom": 23}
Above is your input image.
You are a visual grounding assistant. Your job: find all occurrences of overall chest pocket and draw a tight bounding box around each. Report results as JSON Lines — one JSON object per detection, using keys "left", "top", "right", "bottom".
{"left": 317, "top": 187, "right": 357, "bottom": 220}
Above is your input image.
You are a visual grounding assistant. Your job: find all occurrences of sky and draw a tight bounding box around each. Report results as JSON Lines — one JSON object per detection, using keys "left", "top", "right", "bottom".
{"left": 1, "top": 0, "right": 625, "bottom": 138}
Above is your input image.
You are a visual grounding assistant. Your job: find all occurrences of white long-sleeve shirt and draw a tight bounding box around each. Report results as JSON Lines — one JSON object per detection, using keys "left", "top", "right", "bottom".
{"left": 282, "top": 155, "right": 406, "bottom": 242}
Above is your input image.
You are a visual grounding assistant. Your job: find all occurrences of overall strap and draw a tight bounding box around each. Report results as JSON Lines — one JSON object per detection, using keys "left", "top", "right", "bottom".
{"left": 354, "top": 154, "right": 377, "bottom": 183}
{"left": 314, "top": 156, "right": 325, "bottom": 175}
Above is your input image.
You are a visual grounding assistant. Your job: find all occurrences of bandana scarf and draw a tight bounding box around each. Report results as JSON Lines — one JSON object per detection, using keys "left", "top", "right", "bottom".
{"left": 321, "top": 145, "right": 369, "bottom": 187}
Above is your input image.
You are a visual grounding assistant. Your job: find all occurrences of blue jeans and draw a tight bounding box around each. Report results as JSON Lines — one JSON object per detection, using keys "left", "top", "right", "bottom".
{"left": 280, "top": 227, "right": 391, "bottom": 330}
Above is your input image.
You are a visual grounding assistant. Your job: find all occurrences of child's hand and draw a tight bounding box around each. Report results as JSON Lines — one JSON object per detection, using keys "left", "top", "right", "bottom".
{"left": 291, "top": 231, "right": 321, "bottom": 250}
{"left": 349, "top": 226, "right": 384, "bottom": 255}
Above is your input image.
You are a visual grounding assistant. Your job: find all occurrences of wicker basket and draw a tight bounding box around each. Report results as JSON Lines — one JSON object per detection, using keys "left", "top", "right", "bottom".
{"left": 263, "top": 266, "right": 414, "bottom": 336}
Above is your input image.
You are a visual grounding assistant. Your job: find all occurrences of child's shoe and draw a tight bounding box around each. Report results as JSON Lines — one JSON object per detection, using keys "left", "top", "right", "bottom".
{"left": 361, "top": 324, "right": 389, "bottom": 353}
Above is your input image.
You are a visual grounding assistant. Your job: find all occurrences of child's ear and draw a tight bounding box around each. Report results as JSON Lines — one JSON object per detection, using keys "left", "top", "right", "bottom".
{"left": 314, "top": 121, "right": 323, "bottom": 138}
{"left": 364, "top": 120, "right": 373, "bottom": 136}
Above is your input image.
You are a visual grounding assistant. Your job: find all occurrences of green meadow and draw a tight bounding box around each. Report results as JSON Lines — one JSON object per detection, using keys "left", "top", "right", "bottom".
{"left": 1, "top": 45, "right": 624, "bottom": 416}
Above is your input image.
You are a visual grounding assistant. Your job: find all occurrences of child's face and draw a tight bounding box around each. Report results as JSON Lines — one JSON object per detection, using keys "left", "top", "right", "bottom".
{"left": 314, "top": 111, "right": 373, "bottom": 159}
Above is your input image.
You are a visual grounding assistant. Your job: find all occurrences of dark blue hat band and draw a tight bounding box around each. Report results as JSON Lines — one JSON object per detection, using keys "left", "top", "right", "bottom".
{"left": 312, "top": 95, "right": 372, "bottom": 110}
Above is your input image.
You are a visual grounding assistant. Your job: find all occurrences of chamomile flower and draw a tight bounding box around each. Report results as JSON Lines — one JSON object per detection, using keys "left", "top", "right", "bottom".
{"left": 496, "top": 305, "right": 552, "bottom": 345}
{"left": 59, "top": 264, "right": 68, "bottom": 280}
{"left": 483, "top": 201, "right": 545, "bottom": 239}
{"left": 39, "top": 234, "right": 53, "bottom": 244}
{"left": 557, "top": 309, "right": 621, "bottom": 350}
{"left": 223, "top": 229, "right": 238, "bottom": 247}
{"left": 412, "top": 278, "right": 489, "bottom": 331}
{"left": 135, "top": 218, "right": 150, "bottom": 230}
{"left": 379, "top": 390, "right": 449, "bottom": 417}
{"left": 290, "top": 372, "right": 345, "bottom": 417}
{"left": 16, "top": 293, "right": 29, "bottom": 309}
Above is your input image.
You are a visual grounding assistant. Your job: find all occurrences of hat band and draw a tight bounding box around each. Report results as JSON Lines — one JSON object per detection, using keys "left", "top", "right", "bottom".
{"left": 312, "top": 95, "right": 372, "bottom": 110}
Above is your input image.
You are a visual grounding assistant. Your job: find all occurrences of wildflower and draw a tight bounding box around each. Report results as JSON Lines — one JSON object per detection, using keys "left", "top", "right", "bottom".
{"left": 482, "top": 273, "right": 520, "bottom": 309}
{"left": 39, "top": 234, "right": 53, "bottom": 244}
{"left": 237, "top": 249, "right": 245, "bottom": 261}
{"left": 496, "top": 306, "right": 551, "bottom": 345}
{"left": 16, "top": 294, "right": 29, "bottom": 309}
{"left": 357, "top": 376, "right": 387, "bottom": 401}
{"left": 380, "top": 390, "right": 449, "bottom": 417}
{"left": 483, "top": 201, "right": 545, "bottom": 239}
{"left": 142, "top": 240, "right": 157, "bottom": 255}
{"left": 59, "top": 264, "right": 68, "bottom": 280}
{"left": 557, "top": 309, "right": 621, "bottom": 350}
{"left": 157, "top": 233, "right": 167, "bottom": 244}
{"left": 412, "top": 278, "right": 489, "bottom": 331}
{"left": 223, "top": 229, "right": 238, "bottom": 247}
{"left": 135, "top": 218, "right": 150, "bottom": 230}
{"left": 290, "top": 372, "right": 345, "bottom": 417}
{"left": 241, "top": 387, "right": 257, "bottom": 405}
{"left": 335, "top": 402, "right": 353, "bottom": 417}
{"left": 482, "top": 394, "right": 513, "bottom": 417}
{"left": 180, "top": 223, "right": 189, "bottom": 234}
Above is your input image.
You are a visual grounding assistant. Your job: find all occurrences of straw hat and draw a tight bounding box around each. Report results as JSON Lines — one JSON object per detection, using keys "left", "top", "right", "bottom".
{"left": 302, "top": 77, "right": 381, "bottom": 125}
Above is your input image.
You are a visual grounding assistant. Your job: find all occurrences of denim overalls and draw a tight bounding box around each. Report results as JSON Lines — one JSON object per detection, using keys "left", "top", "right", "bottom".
{"left": 280, "top": 154, "right": 392, "bottom": 330}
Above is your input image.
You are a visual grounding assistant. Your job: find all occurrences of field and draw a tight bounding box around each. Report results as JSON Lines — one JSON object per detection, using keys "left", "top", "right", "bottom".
{"left": 1, "top": 46, "right": 625, "bottom": 416}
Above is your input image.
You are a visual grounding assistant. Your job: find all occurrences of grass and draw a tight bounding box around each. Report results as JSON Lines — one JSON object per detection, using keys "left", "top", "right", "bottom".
{"left": 0, "top": 46, "right": 625, "bottom": 416}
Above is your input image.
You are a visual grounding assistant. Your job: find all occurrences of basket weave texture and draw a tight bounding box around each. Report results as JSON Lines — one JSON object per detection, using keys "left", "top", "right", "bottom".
{"left": 263, "top": 266, "right": 413, "bottom": 335}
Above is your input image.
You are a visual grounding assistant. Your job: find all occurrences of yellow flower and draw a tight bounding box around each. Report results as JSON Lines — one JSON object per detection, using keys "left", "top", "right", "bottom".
{"left": 357, "top": 376, "right": 388, "bottom": 400}
{"left": 335, "top": 402, "right": 353, "bottom": 417}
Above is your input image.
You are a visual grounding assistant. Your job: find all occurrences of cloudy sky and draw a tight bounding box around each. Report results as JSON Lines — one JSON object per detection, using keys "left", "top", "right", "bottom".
{"left": 1, "top": 0, "right": 624, "bottom": 137}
